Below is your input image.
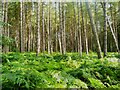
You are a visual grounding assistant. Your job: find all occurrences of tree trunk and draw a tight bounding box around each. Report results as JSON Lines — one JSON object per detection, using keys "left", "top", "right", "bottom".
{"left": 27, "top": 3, "right": 32, "bottom": 52}
{"left": 55, "top": 2, "right": 58, "bottom": 52}
{"left": 47, "top": 2, "right": 51, "bottom": 54}
{"left": 73, "top": 2, "right": 77, "bottom": 52}
{"left": 1, "top": 2, "right": 5, "bottom": 53}
{"left": 107, "top": 17, "right": 119, "bottom": 52}
{"left": 42, "top": 2, "right": 45, "bottom": 52}
{"left": 103, "top": 2, "right": 107, "bottom": 57}
{"left": 80, "top": 2, "right": 88, "bottom": 55}
{"left": 62, "top": 3, "right": 66, "bottom": 54}
{"left": 20, "top": 0, "right": 24, "bottom": 52}
{"left": 118, "top": 1, "right": 120, "bottom": 50}
{"left": 36, "top": 1, "right": 41, "bottom": 56}
{"left": 23, "top": 2, "right": 26, "bottom": 51}
{"left": 59, "top": 2, "right": 62, "bottom": 54}
{"left": 86, "top": 2, "right": 102, "bottom": 58}
{"left": 78, "top": 2, "right": 82, "bottom": 56}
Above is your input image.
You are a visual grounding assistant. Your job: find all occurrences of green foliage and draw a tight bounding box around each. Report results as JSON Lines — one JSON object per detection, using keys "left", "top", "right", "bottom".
{"left": 1, "top": 52, "right": 120, "bottom": 89}
{"left": 88, "top": 78, "right": 106, "bottom": 88}
{"left": 0, "top": 35, "right": 14, "bottom": 47}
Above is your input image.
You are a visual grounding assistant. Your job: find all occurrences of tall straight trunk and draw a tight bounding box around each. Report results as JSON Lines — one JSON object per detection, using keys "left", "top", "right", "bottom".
{"left": 1, "top": 2, "right": 5, "bottom": 53}
{"left": 58, "top": 2, "right": 62, "bottom": 54}
{"left": 27, "top": 3, "right": 32, "bottom": 52}
{"left": 86, "top": 2, "right": 102, "bottom": 58}
{"left": 118, "top": 1, "right": 120, "bottom": 49}
{"left": 20, "top": 0, "right": 24, "bottom": 52}
{"left": 103, "top": 2, "right": 107, "bottom": 57}
{"left": 4, "top": 2, "right": 9, "bottom": 53}
{"left": 73, "top": 2, "right": 77, "bottom": 52}
{"left": 23, "top": 2, "right": 26, "bottom": 51}
{"left": 36, "top": 1, "right": 41, "bottom": 56}
{"left": 47, "top": 2, "right": 51, "bottom": 54}
{"left": 2, "top": 2, "right": 9, "bottom": 53}
{"left": 77, "top": 2, "right": 82, "bottom": 56}
{"left": 107, "top": 17, "right": 119, "bottom": 52}
{"left": 62, "top": 3, "right": 66, "bottom": 54}
{"left": 84, "top": 13, "right": 89, "bottom": 54}
{"left": 61, "top": 3, "right": 64, "bottom": 54}
{"left": 31, "top": 1, "right": 35, "bottom": 52}
{"left": 42, "top": 2, "right": 45, "bottom": 52}
{"left": 55, "top": 2, "right": 58, "bottom": 52}
{"left": 80, "top": 2, "right": 88, "bottom": 55}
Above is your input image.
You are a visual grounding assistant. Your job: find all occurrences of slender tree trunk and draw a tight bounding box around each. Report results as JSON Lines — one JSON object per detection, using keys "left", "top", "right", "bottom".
{"left": 103, "top": 2, "right": 107, "bottom": 57}
{"left": 59, "top": 2, "right": 62, "bottom": 54}
{"left": 73, "top": 2, "right": 77, "bottom": 52}
{"left": 84, "top": 17, "right": 89, "bottom": 55}
{"left": 78, "top": 2, "right": 82, "bottom": 56}
{"left": 42, "top": 2, "right": 45, "bottom": 52}
{"left": 36, "top": 1, "right": 41, "bottom": 56}
{"left": 118, "top": 1, "right": 120, "bottom": 49}
{"left": 1, "top": 2, "right": 5, "bottom": 53}
{"left": 4, "top": 2, "right": 8, "bottom": 53}
{"left": 55, "top": 2, "right": 58, "bottom": 52}
{"left": 86, "top": 2, "right": 102, "bottom": 58}
{"left": 62, "top": 3, "right": 66, "bottom": 54}
{"left": 20, "top": 0, "right": 24, "bottom": 52}
{"left": 23, "top": 2, "right": 26, "bottom": 51}
{"left": 47, "top": 2, "right": 51, "bottom": 54}
{"left": 81, "top": 2, "right": 88, "bottom": 55}
{"left": 107, "top": 17, "right": 119, "bottom": 52}
{"left": 27, "top": 3, "right": 32, "bottom": 52}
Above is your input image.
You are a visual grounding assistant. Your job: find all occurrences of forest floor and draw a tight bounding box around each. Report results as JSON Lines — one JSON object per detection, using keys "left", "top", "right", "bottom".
{"left": 1, "top": 52, "right": 120, "bottom": 89}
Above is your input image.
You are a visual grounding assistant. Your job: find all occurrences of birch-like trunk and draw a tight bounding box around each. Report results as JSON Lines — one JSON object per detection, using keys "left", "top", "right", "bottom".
{"left": 86, "top": 2, "right": 102, "bottom": 58}
{"left": 107, "top": 17, "right": 119, "bottom": 52}
{"left": 48, "top": 2, "right": 50, "bottom": 54}
{"left": 36, "top": 1, "right": 41, "bottom": 56}
{"left": 20, "top": 0, "right": 24, "bottom": 52}
{"left": 78, "top": 2, "right": 82, "bottom": 56}
{"left": 62, "top": 3, "right": 66, "bottom": 54}
{"left": 80, "top": 2, "right": 88, "bottom": 55}
{"left": 59, "top": 2, "right": 62, "bottom": 54}
{"left": 55, "top": 2, "right": 58, "bottom": 52}
{"left": 42, "top": 2, "right": 45, "bottom": 52}
{"left": 103, "top": 2, "right": 107, "bottom": 57}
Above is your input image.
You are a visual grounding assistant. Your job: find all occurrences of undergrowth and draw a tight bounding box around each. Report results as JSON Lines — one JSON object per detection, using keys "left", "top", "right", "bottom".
{"left": 1, "top": 52, "right": 120, "bottom": 89}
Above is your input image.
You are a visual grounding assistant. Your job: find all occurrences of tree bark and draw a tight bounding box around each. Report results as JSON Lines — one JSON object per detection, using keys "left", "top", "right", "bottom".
{"left": 78, "top": 2, "right": 82, "bottom": 56}
{"left": 59, "top": 2, "right": 62, "bottom": 54}
{"left": 107, "top": 17, "right": 119, "bottom": 52}
{"left": 55, "top": 2, "right": 58, "bottom": 52}
{"left": 36, "top": 1, "right": 41, "bottom": 56}
{"left": 20, "top": 0, "right": 24, "bottom": 52}
{"left": 47, "top": 2, "right": 51, "bottom": 54}
{"left": 103, "top": 2, "right": 107, "bottom": 57}
{"left": 118, "top": 1, "right": 120, "bottom": 50}
{"left": 62, "top": 3, "right": 66, "bottom": 54}
{"left": 86, "top": 2, "right": 102, "bottom": 58}
{"left": 80, "top": 2, "right": 88, "bottom": 55}
{"left": 42, "top": 2, "right": 45, "bottom": 52}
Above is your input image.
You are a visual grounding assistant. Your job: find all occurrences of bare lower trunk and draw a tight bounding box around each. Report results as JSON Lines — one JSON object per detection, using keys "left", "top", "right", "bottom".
{"left": 55, "top": 2, "right": 58, "bottom": 52}
{"left": 42, "top": 2, "right": 45, "bottom": 52}
{"left": 107, "top": 17, "right": 119, "bottom": 52}
{"left": 36, "top": 1, "right": 41, "bottom": 56}
{"left": 62, "top": 3, "right": 66, "bottom": 54}
{"left": 59, "top": 2, "right": 62, "bottom": 54}
{"left": 47, "top": 2, "right": 51, "bottom": 54}
{"left": 78, "top": 2, "right": 82, "bottom": 56}
{"left": 103, "top": 2, "right": 107, "bottom": 57}
{"left": 81, "top": 2, "right": 88, "bottom": 55}
{"left": 20, "top": 0, "right": 24, "bottom": 52}
{"left": 86, "top": 2, "right": 102, "bottom": 58}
